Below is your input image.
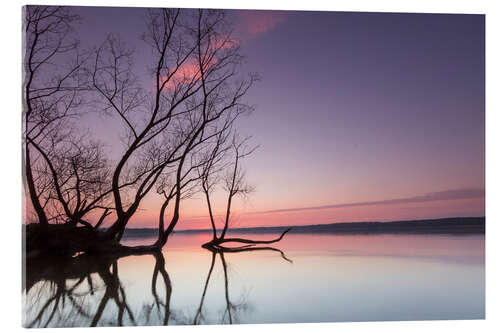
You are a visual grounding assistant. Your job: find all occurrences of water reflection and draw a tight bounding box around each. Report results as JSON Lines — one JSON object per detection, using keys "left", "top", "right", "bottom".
{"left": 23, "top": 233, "right": 484, "bottom": 327}
{"left": 23, "top": 244, "right": 291, "bottom": 327}
{"left": 25, "top": 253, "right": 143, "bottom": 327}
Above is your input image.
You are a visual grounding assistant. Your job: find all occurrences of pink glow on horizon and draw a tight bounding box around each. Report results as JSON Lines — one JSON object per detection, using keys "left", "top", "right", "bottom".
{"left": 113, "top": 195, "right": 484, "bottom": 230}
{"left": 23, "top": 187, "right": 485, "bottom": 230}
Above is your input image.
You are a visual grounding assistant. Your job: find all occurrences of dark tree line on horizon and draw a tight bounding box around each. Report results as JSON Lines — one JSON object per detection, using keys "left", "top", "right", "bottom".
{"left": 22, "top": 5, "right": 289, "bottom": 257}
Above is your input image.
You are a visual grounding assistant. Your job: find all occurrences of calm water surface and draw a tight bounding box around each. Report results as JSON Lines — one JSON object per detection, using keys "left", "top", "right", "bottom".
{"left": 23, "top": 232, "right": 485, "bottom": 327}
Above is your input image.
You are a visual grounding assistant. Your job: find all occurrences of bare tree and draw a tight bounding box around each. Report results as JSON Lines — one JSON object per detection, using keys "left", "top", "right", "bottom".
{"left": 24, "top": 6, "right": 258, "bottom": 256}
{"left": 23, "top": 5, "right": 88, "bottom": 227}
{"left": 90, "top": 8, "right": 256, "bottom": 250}
{"left": 22, "top": 5, "right": 115, "bottom": 231}
{"left": 200, "top": 136, "right": 291, "bottom": 250}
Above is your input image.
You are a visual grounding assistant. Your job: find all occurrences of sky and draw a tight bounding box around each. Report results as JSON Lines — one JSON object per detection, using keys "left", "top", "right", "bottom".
{"left": 54, "top": 7, "right": 485, "bottom": 229}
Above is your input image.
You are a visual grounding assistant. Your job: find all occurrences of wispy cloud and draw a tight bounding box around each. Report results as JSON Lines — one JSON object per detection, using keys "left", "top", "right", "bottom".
{"left": 258, "top": 188, "right": 485, "bottom": 214}
{"left": 159, "top": 35, "right": 238, "bottom": 90}
{"left": 235, "top": 10, "right": 287, "bottom": 38}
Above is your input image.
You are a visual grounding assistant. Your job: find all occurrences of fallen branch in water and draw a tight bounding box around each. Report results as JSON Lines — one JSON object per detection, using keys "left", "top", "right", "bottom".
{"left": 201, "top": 228, "right": 293, "bottom": 263}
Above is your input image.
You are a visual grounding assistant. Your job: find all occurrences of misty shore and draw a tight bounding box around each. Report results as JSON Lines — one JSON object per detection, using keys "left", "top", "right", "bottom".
{"left": 122, "top": 217, "right": 485, "bottom": 239}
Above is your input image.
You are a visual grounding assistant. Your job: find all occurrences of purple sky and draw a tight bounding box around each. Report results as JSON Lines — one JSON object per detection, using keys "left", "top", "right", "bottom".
{"left": 68, "top": 7, "right": 484, "bottom": 228}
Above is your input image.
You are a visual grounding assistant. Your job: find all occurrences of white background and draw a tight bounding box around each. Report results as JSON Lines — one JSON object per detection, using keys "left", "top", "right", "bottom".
{"left": 1, "top": 0, "right": 498, "bottom": 332}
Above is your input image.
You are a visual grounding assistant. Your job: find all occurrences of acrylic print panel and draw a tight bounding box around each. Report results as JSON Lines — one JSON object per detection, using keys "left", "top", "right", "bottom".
{"left": 22, "top": 4, "right": 485, "bottom": 328}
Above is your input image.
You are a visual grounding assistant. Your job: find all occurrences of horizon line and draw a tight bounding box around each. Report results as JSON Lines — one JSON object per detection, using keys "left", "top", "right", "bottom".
{"left": 124, "top": 215, "right": 486, "bottom": 232}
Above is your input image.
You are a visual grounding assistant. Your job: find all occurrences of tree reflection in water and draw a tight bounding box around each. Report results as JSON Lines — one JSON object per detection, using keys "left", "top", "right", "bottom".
{"left": 23, "top": 246, "right": 291, "bottom": 327}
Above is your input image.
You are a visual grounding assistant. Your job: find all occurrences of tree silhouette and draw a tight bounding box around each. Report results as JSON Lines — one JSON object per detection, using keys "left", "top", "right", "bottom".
{"left": 23, "top": 6, "right": 257, "bottom": 256}
{"left": 23, "top": 6, "right": 93, "bottom": 227}
{"left": 199, "top": 135, "right": 291, "bottom": 251}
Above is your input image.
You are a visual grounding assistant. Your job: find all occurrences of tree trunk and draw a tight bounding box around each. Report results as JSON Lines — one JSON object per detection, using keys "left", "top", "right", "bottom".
{"left": 25, "top": 146, "right": 48, "bottom": 226}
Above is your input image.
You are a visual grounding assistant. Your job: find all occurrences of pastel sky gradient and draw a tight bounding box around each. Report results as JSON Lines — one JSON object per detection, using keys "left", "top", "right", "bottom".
{"left": 69, "top": 7, "right": 484, "bottom": 229}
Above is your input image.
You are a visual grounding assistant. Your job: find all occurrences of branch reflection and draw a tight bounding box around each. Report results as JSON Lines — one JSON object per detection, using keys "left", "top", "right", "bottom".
{"left": 24, "top": 246, "right": 291, "bottom": 327}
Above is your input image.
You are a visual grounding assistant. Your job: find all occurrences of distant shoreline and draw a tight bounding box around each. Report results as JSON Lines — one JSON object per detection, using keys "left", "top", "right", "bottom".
{"left": 122, "top": 216, "right": 485, "bottom": 238}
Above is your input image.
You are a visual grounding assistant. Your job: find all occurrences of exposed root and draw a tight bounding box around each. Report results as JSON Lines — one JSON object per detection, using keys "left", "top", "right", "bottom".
{"left": 201, "top": 228, "right": 293, "bottom": 263}
{"left": 203, "top": 228, "right": 291, "bottom": 248}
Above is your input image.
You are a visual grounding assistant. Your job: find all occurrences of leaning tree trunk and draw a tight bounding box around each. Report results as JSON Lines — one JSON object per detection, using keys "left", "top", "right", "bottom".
{"left": 25, "top": 147, "right": 48, "bottom": 226}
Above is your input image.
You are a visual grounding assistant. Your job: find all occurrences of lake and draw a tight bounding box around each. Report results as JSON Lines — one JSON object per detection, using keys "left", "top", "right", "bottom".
{"left": 23, "top": 232, "right": 485, "bottom": 327}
